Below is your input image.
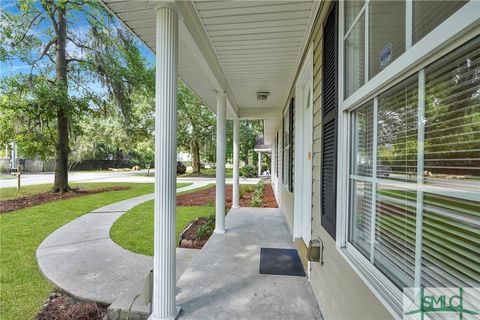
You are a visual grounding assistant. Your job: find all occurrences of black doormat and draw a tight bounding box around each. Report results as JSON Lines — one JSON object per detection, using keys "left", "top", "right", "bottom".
{"left": 259, "top": 248, "right": 306, "bottom": 277}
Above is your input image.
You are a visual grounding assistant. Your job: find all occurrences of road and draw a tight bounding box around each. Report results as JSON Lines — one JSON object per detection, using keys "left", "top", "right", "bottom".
{"left": 0, "top": 170, "right": 260, "bottom": 188}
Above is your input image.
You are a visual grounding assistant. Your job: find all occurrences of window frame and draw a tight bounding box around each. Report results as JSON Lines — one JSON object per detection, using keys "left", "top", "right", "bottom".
{"left": 336, "top": 1, "right": 480, "bottom": 318}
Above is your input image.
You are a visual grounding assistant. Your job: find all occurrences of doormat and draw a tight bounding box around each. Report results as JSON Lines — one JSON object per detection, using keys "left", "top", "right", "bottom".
{"left": 259, "top": 248, "right": 306, "bottom": 277}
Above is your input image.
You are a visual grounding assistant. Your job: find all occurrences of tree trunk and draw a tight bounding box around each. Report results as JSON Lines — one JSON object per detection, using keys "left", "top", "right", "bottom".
{"left": 191, "top": 140, "right": 201, "bottom": 173}
{"left": 244, "top": 146, "right": 249, "bottom": 166}
{"left": 52, "top": 5, "right": 70, "bottom": 193}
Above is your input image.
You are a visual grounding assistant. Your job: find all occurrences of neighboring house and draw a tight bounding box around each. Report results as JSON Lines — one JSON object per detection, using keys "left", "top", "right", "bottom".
{"left": 176, "top": 152, "right": 191, "bottom": 163}
{"left": 100, "top": 1, "right": 479, "bottom": 319}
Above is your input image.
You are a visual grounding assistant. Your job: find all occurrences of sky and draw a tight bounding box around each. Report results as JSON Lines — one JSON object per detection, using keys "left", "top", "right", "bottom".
{"left": 0, "top": 0, "right": 155, "bottom": 94}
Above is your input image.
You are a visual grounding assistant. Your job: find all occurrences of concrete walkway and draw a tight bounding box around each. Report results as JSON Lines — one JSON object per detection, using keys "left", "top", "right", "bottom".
{"left": 176, "top": 208, "right": 322, "bottom": 319}
{"left": 36, "top": 182, "right": 208, "bottom": 304}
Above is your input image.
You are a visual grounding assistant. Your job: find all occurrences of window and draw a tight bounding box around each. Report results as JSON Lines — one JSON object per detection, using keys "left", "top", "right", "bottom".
{"left": 344, "top": 11, "right": 365, "bottom": 97}
{"left": 369, "top": 1, "right": 405, "bottom": 79}
{"left": 343, "top": 0, "right": 468, "bottom": 98}
{"left": 348, "top": 38, "right": 480, "bottom": 299}
{"left": 344, "top": 2, "right": 365, "bottom": 98}
{"left": 413, "top": 1, "right": 468, "bottom": 44}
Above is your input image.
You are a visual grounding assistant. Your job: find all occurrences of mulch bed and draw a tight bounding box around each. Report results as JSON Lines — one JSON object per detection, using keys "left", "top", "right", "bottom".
{"left": 0, "top": 187, "right": 129, "bottom": 214}
{"left": 179, "top": 217, "right": 209, "bottom": 249}
{"left": 178, "top": 183, "right": 278, "bottom": 250}
{"left": 176, "top": 183, "right": 278, "bottom": 208}
{"left": 262, "top": 184, "right": 278, "bottom": 208}
{"left": 37, "top": 292, "right": 106, "bottom": 320}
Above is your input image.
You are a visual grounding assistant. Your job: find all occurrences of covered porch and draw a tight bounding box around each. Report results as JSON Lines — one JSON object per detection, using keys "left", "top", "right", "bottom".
{"left": 99, "top": 1, "right": 320, "bottom": 319}
{"left": 176, "top": 207, "right": 320, "bottom": 319}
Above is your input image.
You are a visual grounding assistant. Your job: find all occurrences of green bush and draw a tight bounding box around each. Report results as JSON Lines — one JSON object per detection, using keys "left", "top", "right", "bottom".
{"left": 195, "top": 214, "right": 215, "bottom": 240}
{"left": 240, "top": 165, "right": 257, "bottom": 178}
{"left": 256, "top": 179, "right": 265, "bottom": 191}
{"left": 253, "top": 188, "right": 263, "bottom": 198}
{"left": 239, "top": 184, "right": 255, "bottom": 199}
{"left": 251, "top": 195, "right": 263, "bottom": 207}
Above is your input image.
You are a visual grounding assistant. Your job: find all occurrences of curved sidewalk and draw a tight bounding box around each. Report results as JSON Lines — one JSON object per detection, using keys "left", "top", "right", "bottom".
{"left": 36, "top": 182, "right": 208, "bottom": 304}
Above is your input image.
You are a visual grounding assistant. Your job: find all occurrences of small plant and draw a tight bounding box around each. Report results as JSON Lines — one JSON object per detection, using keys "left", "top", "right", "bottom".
{"left": 249, "top": 179, "right": 265, "bottom": 207}
{"left": 253, "top": 188, "right": 263, "bottom": 198}
{"left": 195, "top": 214, "right": 215, "bottom": 240}
{"left": 251, "top": 195, "right": 263, "bottom": 207}
{"left": 256, "top": 179, "right": 265, "bottom": 191}
{"left": 239, "top": 184, "right": 255, "bottom": 199}
{"left": 240, "top": 165, "right": 257, "bottom": 178}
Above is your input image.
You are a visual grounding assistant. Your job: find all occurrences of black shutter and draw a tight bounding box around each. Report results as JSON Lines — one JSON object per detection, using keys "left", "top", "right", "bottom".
{"left": 288, "top": 98, "right": 294, "bottom": 192}
{"left": 321, "top": 2, "right": 338, "bottom": 239}
{"left": 276, "top": 131, "right": 279, "bottom": 178}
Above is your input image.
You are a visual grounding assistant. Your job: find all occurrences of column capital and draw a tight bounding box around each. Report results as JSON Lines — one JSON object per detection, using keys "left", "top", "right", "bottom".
{"left": 216, "top": 91, "right": 226, "bottom": 98}
{"left": 152, "top": 0, "right": 179, "bottom": 14}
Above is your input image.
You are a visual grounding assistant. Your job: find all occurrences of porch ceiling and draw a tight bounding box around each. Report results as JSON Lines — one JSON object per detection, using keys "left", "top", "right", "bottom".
{"left": 101, "top": 0, "right": 318, "bottom": 118}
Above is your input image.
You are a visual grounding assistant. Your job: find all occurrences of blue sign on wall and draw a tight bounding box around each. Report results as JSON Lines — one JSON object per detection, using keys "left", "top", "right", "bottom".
{"left": 380, "top": 43, "right": 393, "bottom": 68}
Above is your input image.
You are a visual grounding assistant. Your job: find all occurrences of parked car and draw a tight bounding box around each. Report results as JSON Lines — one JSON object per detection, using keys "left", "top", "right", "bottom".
{"left": 177, "top": 161, "right": 187, "bottom": 174}
{"left": 377, "top": 165, "right": 391, "bottom": 177}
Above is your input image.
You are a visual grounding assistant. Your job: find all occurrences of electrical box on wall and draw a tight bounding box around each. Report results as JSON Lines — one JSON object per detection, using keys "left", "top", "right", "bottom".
{"left": 307, "top": 239, "right": 323, "bottom": 264}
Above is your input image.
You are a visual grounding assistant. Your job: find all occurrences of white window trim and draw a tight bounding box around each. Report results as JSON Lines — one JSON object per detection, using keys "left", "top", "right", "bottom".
{"left": 341, "top": 1, "right": 480, "bottom": 113}
{"left": 336, "top": 1, "right": 480, "bottom": 318}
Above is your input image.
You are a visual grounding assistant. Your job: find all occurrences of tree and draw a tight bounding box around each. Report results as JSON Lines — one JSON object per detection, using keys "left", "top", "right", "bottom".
{"left": 1, "top": 0, "right": 113, "bottom": 191}
{"left": 177, "top": 81, "right": 215, "bottom": 173}
{"left": 0, "top": 74, "right": 89, "bottom": 161}
{"left": 240, "top": 120, "right": 263, "bottom": 166}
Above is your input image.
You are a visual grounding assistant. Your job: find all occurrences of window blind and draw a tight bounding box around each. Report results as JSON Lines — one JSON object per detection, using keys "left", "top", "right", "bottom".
{"left": 349, "top": 37, "right": 480, "bottom": 291}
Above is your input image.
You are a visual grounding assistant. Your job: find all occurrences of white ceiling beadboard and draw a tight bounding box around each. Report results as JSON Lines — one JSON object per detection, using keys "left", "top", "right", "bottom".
{"left": 101, "top": 0, "right": 315, "bottom": 116}
{"left": 194, "top": 0, "right": 314, "bottom": 111}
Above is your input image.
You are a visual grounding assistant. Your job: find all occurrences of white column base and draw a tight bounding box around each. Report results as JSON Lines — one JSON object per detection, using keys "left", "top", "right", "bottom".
{"left": 148, "top": 306, "right": 182, "bottom": 320}
{"left": 231, "top": 206, "right": 240, "bottom": 209}
{"left": 214, "top": 228, "right": 226, "bottom": 234}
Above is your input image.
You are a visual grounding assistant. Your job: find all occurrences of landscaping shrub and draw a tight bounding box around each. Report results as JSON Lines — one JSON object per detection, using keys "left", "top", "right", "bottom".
{"left": 257, "top": 179, "right": 265, "bottom": 191}
{"left": 195, "top": 214, "right": 215, "bottom": 240}
{"left": 240, "top": 165, "right": 257, "bottom": 178}
{"left": 239, "top": 184, "right": 255, "bottom": 199}
{"left": 250, "top": 180, "right": 265, "bottom": 207}
{"left": 251, "top": 195, "right": 263, "bottom": 207}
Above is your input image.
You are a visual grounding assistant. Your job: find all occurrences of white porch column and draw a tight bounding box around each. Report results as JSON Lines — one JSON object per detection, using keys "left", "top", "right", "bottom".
{"left": 232, "top": 117, "right": 240, "bottom": 208}
{"left": 215, "top": 93, "right": 226, "bottom": 233}
{"left": 258, "top": 151, "right": 262, "bottom": 177}
{"left": 150, "top": 4, "right": 180, "bottom": 320}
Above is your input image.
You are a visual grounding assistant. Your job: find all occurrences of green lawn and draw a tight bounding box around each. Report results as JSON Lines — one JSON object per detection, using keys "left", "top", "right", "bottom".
{"left": 0, "top": 182, "right": 191, "bottom": 201}
{"left": 179, "top": 167, "right": 233, "bottom": 178}
{"left": 111, "top": 201, "right": 214, "bottom": 256}
{"left": 0, "top": 182, "right": 188, "bottom": 320}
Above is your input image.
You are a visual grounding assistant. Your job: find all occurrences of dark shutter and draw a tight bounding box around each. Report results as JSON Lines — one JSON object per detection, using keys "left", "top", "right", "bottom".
{"left": 321, "top": 2, "right": 338, "bottom": 239}
{"left": 276, "top": 131, "right": 279, "bottom": 178}
{"left": 288, "top": 98, "right": 294, "bottom": 192}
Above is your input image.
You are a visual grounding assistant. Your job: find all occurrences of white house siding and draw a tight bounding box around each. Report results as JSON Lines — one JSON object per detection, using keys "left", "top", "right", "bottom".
{"left": 307, "top": 2, "right": 392, "bottom": 319}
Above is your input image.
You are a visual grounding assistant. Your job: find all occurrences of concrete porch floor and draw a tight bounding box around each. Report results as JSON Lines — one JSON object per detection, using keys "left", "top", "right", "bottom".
{"left": 176, "top": 207, "right": 322, "bottom": 320}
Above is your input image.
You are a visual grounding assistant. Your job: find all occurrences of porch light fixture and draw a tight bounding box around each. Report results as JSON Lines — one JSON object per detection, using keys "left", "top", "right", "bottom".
{"left": 256, "top": 91, "right": 270, "bottom": 102}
